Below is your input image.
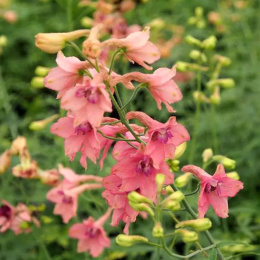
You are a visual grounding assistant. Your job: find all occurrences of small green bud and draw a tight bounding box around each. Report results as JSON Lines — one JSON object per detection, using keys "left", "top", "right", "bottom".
{"left": 41, "top": 215, "right": 53, "bottom": 224}
{"left": 148, "top": 18, "right": 165, "bottom": 30}
{"left": 189, "top": 50, "right": 201, "bottom": 60}
{"left": 214, "top": 55, "right": 231, "bottom": 66}
{"left": 196, "top": 20, "right": 206, "bottom": 29}
{"left": 193, "top": 91, "right": 209, "bottom": 103}
{"left": 81, "top": 17, "right": 94, "bottom": 28}
{"left": 35, "top": 66, "right": 50, "bottom": 77}
{"left": 187, "top": 17, "right": 197, "bottom": 25}
{"left": 163, "top": 200, "right": 181, "bottom": 211}
{"left": 156, "top": 174, "right": 165, "bottom": 193}
{"left": 29, "top": 114, "right": 59, "bottom": 131}
{"left": 174, "top": 142, "right": 187, "bottom": 159}
{"left": 128, "top": 191, "right": 153, "bottom": 206}
{"left": 195, "top": 7, "right": 204, "bottom": 18}
{"left": 167, "top": 159, "right": 179, "bottom": 172}
{"left": 116, "top": 234, "right": 148, "bottom": 247}
{"left": 202, "top": 148, "right": 213, "bottom": 163}
{"left": 227, "top": 171, "right": 240, "bottom": 180}
{"left": 201, "top": 36, "right": 217, "bottom": 50}
{"left": 213, "top": 155, "right": 236, "bottom": 170}
{"left": 19, "top": 221, "right": 30, "bottom": 230}
{"left": 0, "top": 36, "right": 7, "bottom": 47}
{"left": 175, "top": 172, "right": 192, "bottom": 188}
{"left": 129, "top": 201, "right": 154, "bottom": 217}
{"left": 185, "top": 35, "right": 201, "bottom": 46}
{"left": 152, "top": 222, "right": 164, "bottom": 238}
{"left": 31, "top": 77, "right": 44, "bottom": 88}
{"left": 207, "top": 79, "right": 235, "bottom": 89}
{"left": 165, "top": 185, "right": 174, "bottom": 194}
{"left": 176, "top": 218, "right": 212, "bottom": 231}
{"left": 163, "top": 191, "right": 185, "bottom": 203}
{"left": 175, "top": 229, "right": 198, "bottom": 243}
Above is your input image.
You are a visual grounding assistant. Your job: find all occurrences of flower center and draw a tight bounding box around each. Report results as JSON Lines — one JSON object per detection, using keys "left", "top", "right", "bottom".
{"left": 75, "top": 87, "right": 99, "bottom": 104}
{"left": 205, "top": 180, "right": 222, "bottom": 196}
{"left": 151, "top": 127, "right": 173, "bottom": 144}
{"left": 136, "top": 156, "right": 154, "bottom": 176}
{"left": 74, "top": 122, "right": 92, "bottom": 135}
{"left": 85, "top": 226, "right": 98, "bottom": 238}
{"left": 0, "top": 205, "right": 11, "bottom": 219}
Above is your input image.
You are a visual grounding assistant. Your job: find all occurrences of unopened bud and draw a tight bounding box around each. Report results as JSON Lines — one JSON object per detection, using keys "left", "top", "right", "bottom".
{"left": 189, "top": 50, "right": 201, "bottom": 60}
{"left": 163, "top": 200, "right": 181, "bottom": 211}
{"left": 201, "top": 36, "right": 217, "bottom": 50}
{"left": 213, "top": 155, "right": 236, "bottom": 170}
{"left": 193, "top": 91, "right": 209, "bottom": 103}
{"left": 208, "top": 12, "right": 221, "bottom": 25}
{"left": 185, "top": 35, "right": 201, "bottom": 46}
{"left": 207, "top": 79, "right": 235, "bottom": 89}
{"left": 81, "top": 17, "right": 94, "bottom": 28}
{"left": 148, "top": 18, "right": 165, "bottom": 30}
{"left": 163, "top": 191, "right": 184, "bottom": 204}
{"left": 174, "top": 142, "right": 187, "bottom": 159}
{"left": 34, "top": 66, "right": 50, "bottom": 77}
{"left": 187, "top": 17, "right": 197, "bottom": 25}
{"left": 19, "top": 221, "right": 30, "bottom": 230}
{"left": 31, "top": 77, "right": 44, "bottom": 88}
{"left": 196, "top": 20, "right": 206, "bottom": 29}
{"left": 3, "top": 10, "right": 17, "bottom": 23}
{"left": 202, "top": 148, "right": 213, "bottom": 163}
{"left": 165, "top": 185, "right": 174, "bottom": 194}
{"left": 175, "top": 229, "right": 198, "bottom": 243}
{"left": 195, "top": 7, "right": 204, "bottom": 18}
{"left": 214, "top": 55, "right": 231, "bottom": 66}
{"left": 116, "top": 234, "right": 148, "bottom": 247}
{"left": 175, "top": 172, "right": 192, "bottom": 188}
{"left": 156, "top": 174, "right": 165, "bottom": 193}
{"left": 153, "top": 222, "right": 164, "bottom": 238}
{"left": 129, "top": 201, "right": 154, "bottom": 217}
{"left": 0, "top": 36, "right": 7, "bottom": 47}
{"left": 226, "top": 171, "right": 240, "bottom": 180}
{"left": 128, "top": 191, "right": 153, "bottom": 206}
{"left": 35, "top": 29, "right": 89, "bottom": 53}
{"left": 29, "top": 114, "right": 59, "bottom": 131}
{"left": 120, "top": 0, "right": 136, "bottom": 12}
{"left": 176, "top": 62, "right": 208, "bottom": 72}
{"left": 41, "top": 215, "right": 53, "bottom": 224}
{"left": 176, "top": 218, "right": 212, "bottom": 231}
{"left": 0, "top": 150, "right": 12, "bottom": 174}
{"left": 210, "top": 86, "right": 221, "bottom": 105}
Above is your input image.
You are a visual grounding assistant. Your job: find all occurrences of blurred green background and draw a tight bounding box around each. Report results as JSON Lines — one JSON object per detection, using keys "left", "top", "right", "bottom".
{"left": 0, "top": 0, "right": 260, "bottom": 259}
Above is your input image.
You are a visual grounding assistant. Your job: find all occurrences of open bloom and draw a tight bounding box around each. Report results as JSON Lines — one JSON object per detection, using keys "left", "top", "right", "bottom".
{"left": 60, "top": 74, "right": 112, "bottom": 127}
{"left": 69, "top": 209, "right": 111, "bottom": 257}
{"left": 113, "top": 67, "right": 182, "bottom": 112}
{"left": 51, "top": 115, "right": 100, "bottom": 169}
{"left": 127, "top": 111, "right": 190, "bottom": 167}
{"left": 181, "top": 164, "right": 244, "bottom": 218}
{"left": 44, "top": 51, "right": 91, "bottom": 98}
{"left": 0, "top": 200, "right": 15, "bottom": 233}
{"left": 102, "top": 26, "right": 160, "bottom": 70}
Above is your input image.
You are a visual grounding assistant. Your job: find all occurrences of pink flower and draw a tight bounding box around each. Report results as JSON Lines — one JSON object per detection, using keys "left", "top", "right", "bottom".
{"left": 102, "top": 26, "right": 160, "bottom": 70}
{"left": 127, "top": 111, "right": 190, "bottom": 167}
{"left": 69, "top": 209, "right": 111, "bottom": 257}
{"left": 44, "top": 51, "right": 90, "bottom": 98}
{"left": 181, "top": 164, "right": 244, "bottom": 218}
{"left": 47, "top": 182, "right": 102, "bottom": 223}
{"left": 60, "top": 74, "right": 112, "bottom": 127}
{"left": 113, "top": 67, "right": 182, "bottom": 112}
{"left": 0, "top": 200, "right": 15, "bottom": 233}
{"left": 102, "top": 174, "right": 138, "bottom": 234}
{"left": 51, "top": 115, "right": 100, "bottom": 169}
{"left": 112, "top": 143, "right": 174, "bottom": 201}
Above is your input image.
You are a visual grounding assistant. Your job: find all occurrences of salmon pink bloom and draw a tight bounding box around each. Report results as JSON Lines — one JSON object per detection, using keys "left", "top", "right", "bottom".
{"left": 127, "top": 111, "right": 190, "bottom": 167}
{"left": 102, "top": 26, "right": 160, "bottom": 70}
{"left": 0, "top": 200, "right": 15, "bottom": 233}
{"left": 102, "top": 174, "right": 138, "bottom": 234}
{"left": 44, "top": 51, "right": 91, "bottom": 98}
{"left": 51, "top": 115, "right": 100, "bottom": 169}
{"left": 181, "top": 164, "right": 244, "bottom": 218}
{"left": 69, "top": 208, "right": 111, "bottom": 257}
{"left": 113, "top": 67, "right": 182, "bottom": 112}
{"left": 60, "top": 74, "right": 112, "bottom": 127}
{"left": 112, "top": 143, "right": 174, "bottom": 200}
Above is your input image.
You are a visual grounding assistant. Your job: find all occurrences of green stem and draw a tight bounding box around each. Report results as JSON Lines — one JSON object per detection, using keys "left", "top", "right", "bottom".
{"left": 114, "top": 85, "right": 125, "bottom": 116}
{"left": 184, "top": 183, "right": 200, "bottom": 196}
{"left": 32, "top": 229, "right": 52, "bottom": 260}
{"left": 67, "top": 0, "right": 73, "bottom": 31}
{"left": 97, "top": 129, "right": 137, "bottom": 142}
{"left": 109, "top": 49, "right": 122, "bottom": 75}
{"left": 120, "top": 86, "right": 140, "bottom": 110}
{"left": 101, "top": 120, "right": 121, "bottom": 126}
{"left": 210, "top": 104, "right": 219, "bottom": 153}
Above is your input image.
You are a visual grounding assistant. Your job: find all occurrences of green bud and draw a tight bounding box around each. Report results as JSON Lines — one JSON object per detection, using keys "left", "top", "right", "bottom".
{"left": 187, "top": 17, "right": 197, "bottom": 25}
{"left": 168, "top": 159, "right": 179, "bottom": 172}
{"left": 29, "top": 114, "right": 59, "bottom": 131}
{"left": 0, "top": 36, "right": 7, "bottom": 47}
{"left": 152, "top": 222, "right": 164, "bottom": 238}
{"left": 163, "top": 200, "right": 181, "bottom": 211}
{"left": 81, "top": 17, "right": 93, "bottom": 28}
{"left": 214, "top": 55, "right": 231, "bottom": 66}
{"left": 175, "top": 172, "right": 192, "bottom": 188}
{"left": 185, "top": 35, "right": 201, "bottom": 46}
{"left": 213, "top": 155, "right": 236, "bottom": 170}
{"left": 207, "top": 79, "right": 235, "bottom": 89}
{"left": 175, "top": 229, "right": 198, "bottom": 243}
{"left": 196, "top": 20, "right": 206, "bottom": 29}
{"left": 226, "top": 171, "right": 240, "bottom": 180}
{"left": 19, "top": 221, "right": 30, "bottom": 230}
{"left": 176, "top": 218, "right": 212, "bottom": 231}
{"left": 163, "top": 191, "right": 185, "bottom": 203}
{"left": 176, "top": 62, "right": 208, "bottom": 72}
{"left": 195, "top": 7, "right": 204, "bottom": 18}
{"left": 41, "top": 215, "right": 53, "bottom": 224}
{"left": 174, "top": 142, "right": 187, "bottom": 159}
{"left": 165, "top": 185, "right": 174, "bottom": 194}
{"left": 129, "top": 201, "right": 154, "bottom": 217}
{"left": 35, "top": 66, "right": 50, "bottom": 77}
{"left": 189, "top": 50, "right": 201, "bottom": 60}
{"left": 116, "top": 234, "right": 148, "bottom": 247}
{"left": 31, "top": 77, "right": 45, "bottom": 88}
{"left": 201, "top": 36, "right": 217, "bottom": 50}
{"left": 202, "top": 148, "right": 213, "bottom": 163}
{"left": 128, "top": 191, "right": 153, "bottom": 206}
{"left": 148, "top": 18, "right": 165, "bottom": 30}
{"left": 156, "top": 174, "right": 165, "bottom": 193}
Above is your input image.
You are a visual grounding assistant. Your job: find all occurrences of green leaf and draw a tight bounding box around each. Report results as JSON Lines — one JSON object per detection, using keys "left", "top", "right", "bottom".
{"left": 209, "top": 248, "right": 217, "bottom": 260}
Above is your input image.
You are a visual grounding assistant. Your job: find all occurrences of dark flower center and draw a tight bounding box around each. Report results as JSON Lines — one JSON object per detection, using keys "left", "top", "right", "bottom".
{"left": 205, "top": 181, "right": 222, "bottom": 196}
{"left": 0, "top": 205, "right": 12, "bottom": 219}
{"left": 74, "top": 122, "right": 92, "bottom": 135}
{"left": 136, "top": 156, "right": 154, "bottom": 176}
{"left": 151, "top": 127, "right": 173, "bottom": 144}
{"left": 75, "top": 87, "right": 99, "bottom": 104}
{"left": 85, "top": 226, "right": 98, "bottom": 238}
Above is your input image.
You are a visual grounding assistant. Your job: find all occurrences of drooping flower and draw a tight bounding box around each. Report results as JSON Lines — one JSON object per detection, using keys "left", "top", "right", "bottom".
{"left": 60, "top": 74, "right": 112, "bottom": 127}
{"left": 102, "top": 174, "right": 138, "bottom": 234}
{"left": 44, "top": 51, "right": 91, "bottom": 98}
{"left": 0, "top": 150, "right": 12, "bottom": 174}
{"left": 112, "top": 67, "right": 182, "bottom": 112}
{"left": 69, "top": 208, "right": 111, "bottom": 257}
{"left": 102, "top": 26, "right": 160, "bottom": 70}
{"left": 0, "top": 200, "right": 15, "bottom": 233}
{"left": 127, "top": 111, "right": 190, "bottom": 167}
{"left": 12, "top": 159, "right": 39, "bottom": 179}
{"left": 181, "top": 164, "right": 244, "bottom": 218}
{"left": 51, "top": 115, "right": 100, "bottom": 169}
